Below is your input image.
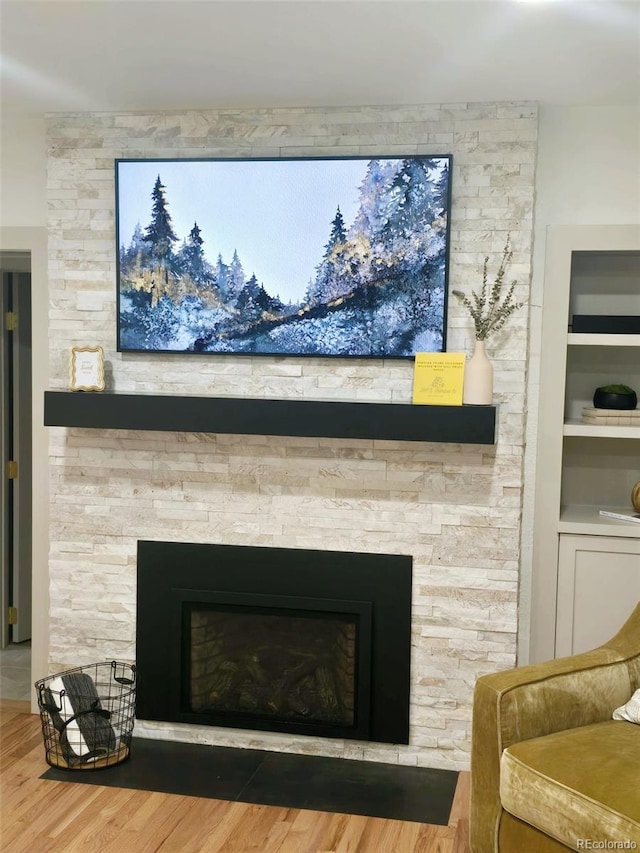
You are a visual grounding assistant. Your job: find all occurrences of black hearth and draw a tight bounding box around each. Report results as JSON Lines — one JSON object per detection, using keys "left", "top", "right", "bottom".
{"left": 136, "top": 541, "right": 412, "bottom": 745}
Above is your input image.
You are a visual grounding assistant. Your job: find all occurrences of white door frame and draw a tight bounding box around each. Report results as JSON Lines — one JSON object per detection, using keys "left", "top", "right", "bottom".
{"left": 0, "top": 227, "right": 48, "bottom": 710}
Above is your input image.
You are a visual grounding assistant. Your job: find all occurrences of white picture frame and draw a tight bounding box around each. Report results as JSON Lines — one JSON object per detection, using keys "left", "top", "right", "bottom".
{"left": 69, "top": 346, "right": 105, "bottom": 391}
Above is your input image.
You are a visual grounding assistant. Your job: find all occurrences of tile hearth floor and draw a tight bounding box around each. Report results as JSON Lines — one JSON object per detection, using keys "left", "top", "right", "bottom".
{"left": 2, "top": 647, "right": 458, "bottom": 826}
{"left": 42, "top": 737, "right": 459, "bottom": 826}
{"left": 1, "top": 646, "right": 460, "bottom": 825}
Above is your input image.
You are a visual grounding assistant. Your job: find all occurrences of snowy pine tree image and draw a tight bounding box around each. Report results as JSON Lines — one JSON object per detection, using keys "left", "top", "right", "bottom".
{"left": 144, "top": 175, "right": 178, "bottom": 263}
{"left": 117, "top": 157, "right": 451, "bottom": 356}
{"left": 176, "top": 222, "right": 213, "bottom": 286}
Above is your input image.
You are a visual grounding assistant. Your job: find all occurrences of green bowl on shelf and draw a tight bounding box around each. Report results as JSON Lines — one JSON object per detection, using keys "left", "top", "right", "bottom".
{"left": 593, "top": 384, "right": 637, "bottom": 410}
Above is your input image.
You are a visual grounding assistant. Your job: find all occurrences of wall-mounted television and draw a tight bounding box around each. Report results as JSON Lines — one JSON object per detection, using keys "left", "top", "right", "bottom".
{"left": 116, "top": 155, "right": 452, "bottom": 358}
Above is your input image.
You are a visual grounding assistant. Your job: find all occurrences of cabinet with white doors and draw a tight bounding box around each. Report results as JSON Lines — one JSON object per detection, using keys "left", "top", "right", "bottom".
{"left": 555, "top": 534, "right": 640, "bottom": 657}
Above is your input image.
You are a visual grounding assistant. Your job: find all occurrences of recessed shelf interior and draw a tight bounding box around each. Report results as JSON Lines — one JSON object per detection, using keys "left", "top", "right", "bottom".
{"left": 561, "top": 435, "right": 640, "bottom": 509}
{"left": 568, "top": 250, "right": 640, "bottom": 323}
{"left": 564, "top": 345, "right": 639, "bottom": 420}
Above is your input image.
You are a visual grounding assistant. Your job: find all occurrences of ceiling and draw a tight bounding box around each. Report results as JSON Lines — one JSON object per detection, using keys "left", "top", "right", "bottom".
{"left": 1, "top": 0, "right": 639, "bottom": 117}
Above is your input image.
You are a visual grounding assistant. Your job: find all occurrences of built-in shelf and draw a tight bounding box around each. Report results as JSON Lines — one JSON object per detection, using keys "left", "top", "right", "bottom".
{"left": 559, "top": 505, "right": 640, "bottom": 538}
{"left": 567, "top": 333, "right": 640, "bottom": 347}
{"left": 563, "top": 420, "right": 640, "bottom": 439}
{"left": 44, "top": 391, "right": 498, "bottom": 445}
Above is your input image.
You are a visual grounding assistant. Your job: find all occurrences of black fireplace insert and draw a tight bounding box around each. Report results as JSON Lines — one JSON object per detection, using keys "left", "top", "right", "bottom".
{"left": 136, "top": 541, "right": 412, "bottom": 744}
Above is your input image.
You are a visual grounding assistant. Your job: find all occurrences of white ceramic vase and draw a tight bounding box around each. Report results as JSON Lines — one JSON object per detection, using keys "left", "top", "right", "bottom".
{"left": 463, "top": 339, "right": 493, "bottom": 405}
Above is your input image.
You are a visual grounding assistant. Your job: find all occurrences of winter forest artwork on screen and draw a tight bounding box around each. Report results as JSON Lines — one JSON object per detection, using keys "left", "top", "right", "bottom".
{"left": 116, "top": 156, "right": 452, "bottom": 357}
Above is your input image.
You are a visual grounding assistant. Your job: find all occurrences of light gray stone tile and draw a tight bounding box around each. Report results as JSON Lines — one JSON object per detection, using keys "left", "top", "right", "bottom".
{"left": 44, "top": 99, "right": 537, "bottom": 773}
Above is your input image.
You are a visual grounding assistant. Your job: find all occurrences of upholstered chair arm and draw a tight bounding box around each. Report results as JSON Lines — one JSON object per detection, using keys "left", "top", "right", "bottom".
{"left": 469, "top": 601, "right": 640, "bottom": 853}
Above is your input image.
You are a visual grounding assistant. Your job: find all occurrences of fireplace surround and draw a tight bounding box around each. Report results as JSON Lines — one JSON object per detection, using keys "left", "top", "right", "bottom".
{"left": 136, "top": 540, "right": 412, "bottom": 745}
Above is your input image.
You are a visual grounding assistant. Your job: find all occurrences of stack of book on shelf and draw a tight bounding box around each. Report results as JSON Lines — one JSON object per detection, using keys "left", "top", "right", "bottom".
{"left": 581, "top": 407, "right": 640, "bottom": 425}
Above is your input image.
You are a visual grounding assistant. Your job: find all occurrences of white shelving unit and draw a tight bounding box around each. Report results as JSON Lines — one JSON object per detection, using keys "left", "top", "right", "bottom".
{"left": 531, "top": 225, "right": 640, "bottom": 662}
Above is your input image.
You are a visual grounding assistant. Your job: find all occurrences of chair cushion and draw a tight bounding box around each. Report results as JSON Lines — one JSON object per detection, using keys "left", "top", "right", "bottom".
{"left": 500, "top": 720, "right": 640, "bottom": 850}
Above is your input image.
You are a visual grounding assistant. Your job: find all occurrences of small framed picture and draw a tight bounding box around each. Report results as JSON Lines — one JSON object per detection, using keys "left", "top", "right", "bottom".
{"left": 69, "top": 346, "right": 105, "bottom": 391}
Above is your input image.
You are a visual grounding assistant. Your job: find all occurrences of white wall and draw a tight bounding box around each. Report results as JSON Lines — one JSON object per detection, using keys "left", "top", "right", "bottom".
{"left": 535, "top": 105, "right": 640, "bottom": 227}
{"left": 1, "top": 112, "right": 47, "bottom": 707}
{"left": 0, "top": 114, "right": 47, "bottom": 227}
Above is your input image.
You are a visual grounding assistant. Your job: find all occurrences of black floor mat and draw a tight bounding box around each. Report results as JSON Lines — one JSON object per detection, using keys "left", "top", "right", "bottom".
{"left": 41, "top": 737, "right": 459, "bottom": 825}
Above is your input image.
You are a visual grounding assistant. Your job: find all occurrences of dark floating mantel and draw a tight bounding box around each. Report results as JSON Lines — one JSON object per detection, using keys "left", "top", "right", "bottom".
{"left": 44, "top": 391, "right": 497, "bottom": 445}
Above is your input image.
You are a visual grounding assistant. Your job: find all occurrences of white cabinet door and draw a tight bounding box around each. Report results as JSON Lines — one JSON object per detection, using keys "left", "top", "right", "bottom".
{"left": 556, "top": 534, "right": 640, "bottom": 657}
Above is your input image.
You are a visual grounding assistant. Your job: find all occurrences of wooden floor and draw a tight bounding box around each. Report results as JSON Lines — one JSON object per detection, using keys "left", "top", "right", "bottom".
{"left": 0, "top": 699, "right": 469, "bottom": 852}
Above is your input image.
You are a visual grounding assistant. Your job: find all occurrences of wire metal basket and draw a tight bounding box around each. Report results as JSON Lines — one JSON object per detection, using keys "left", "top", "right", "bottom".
{"left": 35, "top": 661, "right": 136, "bottom": 770}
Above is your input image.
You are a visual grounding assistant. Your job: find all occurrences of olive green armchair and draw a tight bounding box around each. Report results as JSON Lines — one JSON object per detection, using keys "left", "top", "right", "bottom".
{"left": 470, "top": 601, "right": 640, "bottom": 852}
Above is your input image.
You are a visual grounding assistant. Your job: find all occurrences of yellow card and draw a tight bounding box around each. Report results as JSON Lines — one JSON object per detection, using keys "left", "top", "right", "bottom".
{"left": 412, "top": 352, "right": 465, "bottom": 405}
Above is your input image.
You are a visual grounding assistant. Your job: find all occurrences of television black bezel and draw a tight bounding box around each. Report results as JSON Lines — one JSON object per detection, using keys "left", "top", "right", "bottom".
{"left": 115, "top": 154, "right": 453, "bottom": 359}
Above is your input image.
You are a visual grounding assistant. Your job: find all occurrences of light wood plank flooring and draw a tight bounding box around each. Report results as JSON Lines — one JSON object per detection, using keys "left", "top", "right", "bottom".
{"left": 0, "top": 700, "right": 469, "bottom": 852}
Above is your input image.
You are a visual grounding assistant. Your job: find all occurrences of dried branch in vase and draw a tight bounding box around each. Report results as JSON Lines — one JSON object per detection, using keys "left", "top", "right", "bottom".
{"left": 452, "top": 235, "right": 524, "bottom": 341}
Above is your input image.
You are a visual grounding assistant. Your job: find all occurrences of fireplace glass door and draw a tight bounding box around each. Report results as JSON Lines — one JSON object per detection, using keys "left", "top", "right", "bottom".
{"left": 179, "top": 591, "right": 372, "bottom": 740}
{"left": 189, "top": 606, "right": 358, "bottom": 727}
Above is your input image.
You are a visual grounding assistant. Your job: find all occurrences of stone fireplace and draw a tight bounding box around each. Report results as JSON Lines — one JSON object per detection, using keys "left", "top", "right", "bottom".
{"left": 135, "top": 540, "right": 412, "bottom": 744}
{"left": 45, "top": 100, "right": 536, "bottom": 771}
